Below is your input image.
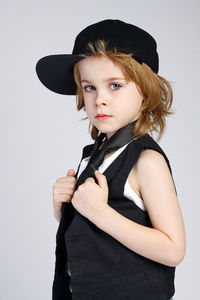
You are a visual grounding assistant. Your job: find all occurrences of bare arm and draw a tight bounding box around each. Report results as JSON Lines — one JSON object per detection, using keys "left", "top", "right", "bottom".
{"left": 93, "top": 149, "right": 186, "bottom": 267}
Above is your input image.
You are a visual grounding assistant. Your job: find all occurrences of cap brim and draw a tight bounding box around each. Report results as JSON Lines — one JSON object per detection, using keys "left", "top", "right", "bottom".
{"left": 35, "top": 54, "right": 85, "bottom": 95}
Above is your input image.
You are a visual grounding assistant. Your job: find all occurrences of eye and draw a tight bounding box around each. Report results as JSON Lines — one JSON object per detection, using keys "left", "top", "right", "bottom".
{"left": 110, "top": 83, "right": 122, "bottom": 90}
{"left": 82, "top": 85, "right": 95, "bottom": 92}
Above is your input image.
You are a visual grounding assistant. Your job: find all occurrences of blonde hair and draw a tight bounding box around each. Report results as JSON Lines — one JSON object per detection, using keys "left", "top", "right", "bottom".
{"left": 73, "top": 39, "right": 175, "bottom": 141}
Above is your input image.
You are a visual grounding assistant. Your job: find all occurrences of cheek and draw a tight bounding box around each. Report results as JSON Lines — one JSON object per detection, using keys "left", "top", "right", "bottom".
{"left": 83, "top": 97, "right": 90, "bottom": 108}
{"left": 83, "top": 94, "right": 95, "bottom": 107}
{"left": 84, "top": 102, "right": 94, "bottom": 118}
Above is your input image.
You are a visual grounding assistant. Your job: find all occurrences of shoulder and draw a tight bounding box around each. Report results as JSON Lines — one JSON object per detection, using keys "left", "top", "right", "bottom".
{"left": 136, "top": 148, "right": 169, "bottom": 172}
{"left": 128, "top": 147, "right": 172, "bottom": 196}
{"left": 132, "top": 133, "right": 172, "bottom": 177}
{"left": 134, "top": 148, "right": 172, "bottom": 186}
{"left": 133, "top": 148, "right": 177, "bottom": 206}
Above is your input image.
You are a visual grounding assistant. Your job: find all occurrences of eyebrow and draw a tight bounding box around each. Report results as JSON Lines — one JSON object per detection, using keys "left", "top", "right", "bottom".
{"left": 81, "top": 77, "right": 126, "bottom": 84}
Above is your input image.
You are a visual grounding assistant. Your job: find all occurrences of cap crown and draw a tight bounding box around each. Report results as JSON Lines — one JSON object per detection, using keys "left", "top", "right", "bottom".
{"left": 72, "top": 19, "right": 159, "bottom": 73}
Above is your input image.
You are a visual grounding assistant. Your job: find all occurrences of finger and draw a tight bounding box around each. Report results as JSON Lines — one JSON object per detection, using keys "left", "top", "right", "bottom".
{"left": 66, "top": 169, "right": 75, "bottom": 177}
{"left": 95, "top": 170, "right": 107, "bottom": 188}
{"left": 85, "top": 177, "right": 95, "bottom": 182}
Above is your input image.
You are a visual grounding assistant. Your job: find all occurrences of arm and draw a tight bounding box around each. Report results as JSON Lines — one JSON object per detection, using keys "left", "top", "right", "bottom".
{"left": 93, "top": 149, "right": 186, "bottom": 267}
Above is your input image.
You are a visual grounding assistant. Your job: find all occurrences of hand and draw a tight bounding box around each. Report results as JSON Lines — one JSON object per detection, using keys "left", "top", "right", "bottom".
{"left": 53, "top": 169, "right": 77, "bottom": 222}
{"left": 71, "top": 170, "right": 109, "bottom": 222}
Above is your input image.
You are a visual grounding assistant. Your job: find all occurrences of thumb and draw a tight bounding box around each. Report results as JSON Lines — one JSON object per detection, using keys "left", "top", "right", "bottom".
{"left": 95, "top": 170, "right": 107, "bottom": 188}
{"left": 67, "top": 169, "right": 76, "bottom": 177}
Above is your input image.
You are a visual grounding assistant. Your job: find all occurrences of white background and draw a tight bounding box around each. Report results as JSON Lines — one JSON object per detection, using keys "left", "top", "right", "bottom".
{"left": 1, "top": 0, "right": 199, "bottom": 299}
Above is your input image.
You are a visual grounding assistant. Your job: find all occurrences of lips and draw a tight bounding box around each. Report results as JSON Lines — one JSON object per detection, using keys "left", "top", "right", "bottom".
{"left": 96, "top": 114, "right": 112, "bottom": 120}
{"left": 96, "top": 114, "right": 111, "bottom": 117}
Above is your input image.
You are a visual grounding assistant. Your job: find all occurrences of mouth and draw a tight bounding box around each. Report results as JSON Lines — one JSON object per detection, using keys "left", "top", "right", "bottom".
{"left": 95, "top": 114, "right": 112, "bottom": 120}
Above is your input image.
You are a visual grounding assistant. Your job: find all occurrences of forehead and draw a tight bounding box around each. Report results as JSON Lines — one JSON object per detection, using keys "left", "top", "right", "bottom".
{"left": 78, "top": 55, "right": 124, "bottom": 79}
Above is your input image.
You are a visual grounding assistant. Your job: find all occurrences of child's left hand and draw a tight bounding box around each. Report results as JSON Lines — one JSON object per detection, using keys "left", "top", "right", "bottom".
{"left": 71, "top": 170, "right": 109, "bottom": 222}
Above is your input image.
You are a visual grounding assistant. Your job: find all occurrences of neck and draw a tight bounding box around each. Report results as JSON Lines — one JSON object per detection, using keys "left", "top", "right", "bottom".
{"left": 98, "top": 119, "right": 138, "bottom": 150}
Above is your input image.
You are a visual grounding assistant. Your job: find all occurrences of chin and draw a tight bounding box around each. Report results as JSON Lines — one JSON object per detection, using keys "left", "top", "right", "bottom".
{"left": 96, "top": 125, "right": 115, "bottom": 134}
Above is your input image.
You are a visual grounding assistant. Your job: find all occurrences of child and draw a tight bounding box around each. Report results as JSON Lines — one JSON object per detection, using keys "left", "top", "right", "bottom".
{"left": 36, "top": 19, "right": 186, "bottom": 300}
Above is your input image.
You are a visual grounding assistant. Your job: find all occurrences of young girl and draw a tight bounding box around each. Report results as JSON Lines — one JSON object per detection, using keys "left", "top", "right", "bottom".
{"left": 36, "top": 19, "right": 186, "bottom": 300}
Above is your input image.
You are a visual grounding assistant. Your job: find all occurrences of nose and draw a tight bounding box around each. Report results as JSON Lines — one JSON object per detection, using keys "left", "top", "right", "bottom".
{"left": 95, "top": 89, "right": 109, "bottom": 106}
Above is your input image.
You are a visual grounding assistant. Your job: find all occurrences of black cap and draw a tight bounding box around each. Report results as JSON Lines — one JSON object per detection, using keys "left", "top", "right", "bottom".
{"left": 35, "top": 19, "right": 159, "bottom": 95}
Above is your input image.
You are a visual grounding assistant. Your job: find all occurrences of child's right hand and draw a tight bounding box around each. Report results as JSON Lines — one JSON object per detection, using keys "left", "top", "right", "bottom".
{"left": 53, "top": 169, "right": 77, "bottom": 222}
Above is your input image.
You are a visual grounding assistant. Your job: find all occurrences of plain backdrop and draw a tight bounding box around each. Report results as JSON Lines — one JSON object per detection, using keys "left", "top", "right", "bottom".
{"left": 1, "top": 0, "right": 199, "bottom": 299}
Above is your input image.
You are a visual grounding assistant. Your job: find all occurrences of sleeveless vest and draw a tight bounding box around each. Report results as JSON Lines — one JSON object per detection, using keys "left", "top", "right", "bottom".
{"left": 54, "top": 133, "right": 177, "bottom": 300}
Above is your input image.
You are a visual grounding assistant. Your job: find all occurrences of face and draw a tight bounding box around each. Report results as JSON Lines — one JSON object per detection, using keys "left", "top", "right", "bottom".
{"left": 78, "top": 55, "right": 143, "bottom": 139}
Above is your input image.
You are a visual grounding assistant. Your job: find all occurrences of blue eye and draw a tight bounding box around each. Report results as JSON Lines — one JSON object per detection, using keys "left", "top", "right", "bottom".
{"left": 110, "top": 83, "right": 121, "bottom": 90}
{"left": 82, "top": 85, "right": 95, "bottom": 92}
{"left": 82, "top": 83, "right": 122, "bottom": 92}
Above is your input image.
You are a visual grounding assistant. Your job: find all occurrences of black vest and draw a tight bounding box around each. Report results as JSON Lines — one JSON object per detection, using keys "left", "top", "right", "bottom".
{"left": 54, "top": 133, "right": 176, "bottom": 300}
